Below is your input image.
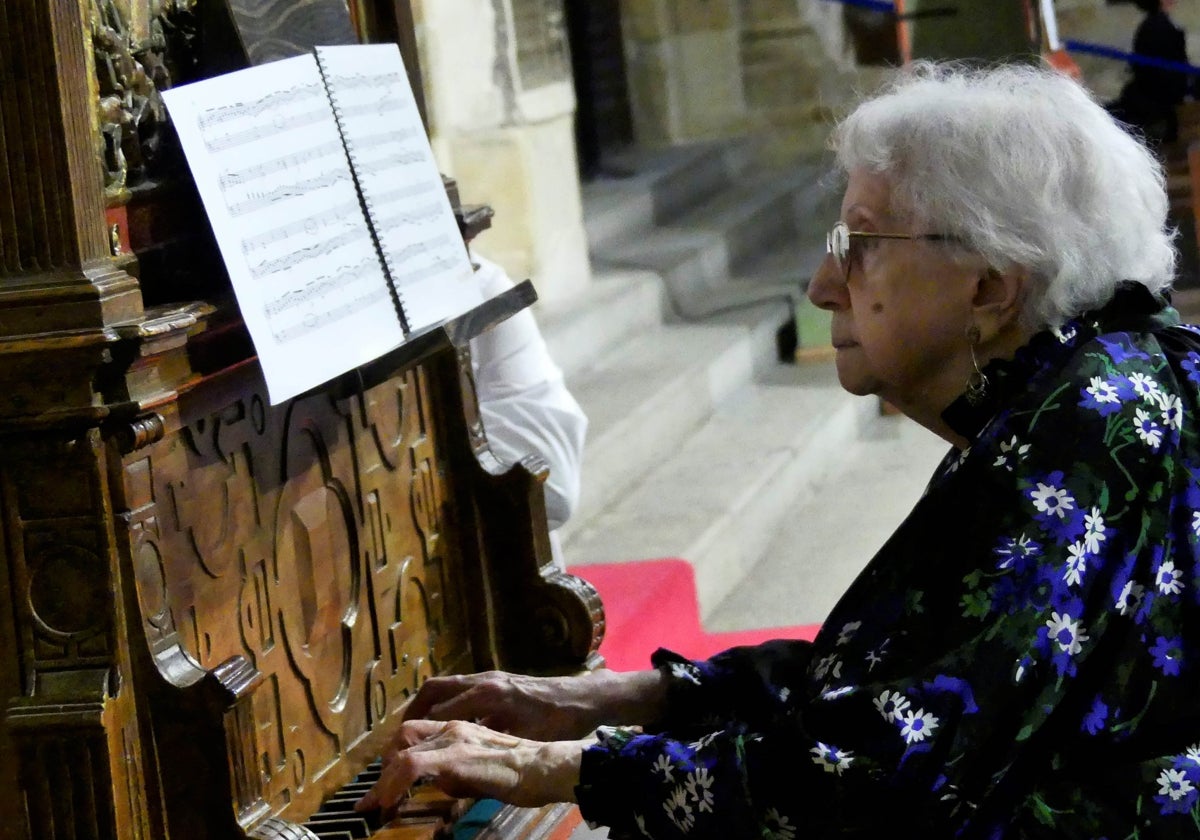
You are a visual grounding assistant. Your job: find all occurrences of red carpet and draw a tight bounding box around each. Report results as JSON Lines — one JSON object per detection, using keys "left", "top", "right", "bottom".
{"left": 568, "top": 558, "right": 820, "bottom": 672}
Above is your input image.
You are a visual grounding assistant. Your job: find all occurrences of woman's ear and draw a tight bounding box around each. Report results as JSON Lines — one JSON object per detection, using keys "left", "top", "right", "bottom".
{"left": 971, "top": 266, "right": 1028, "bottom": 342}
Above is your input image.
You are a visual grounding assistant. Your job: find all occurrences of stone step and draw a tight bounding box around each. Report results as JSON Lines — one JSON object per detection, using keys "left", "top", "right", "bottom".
{"left": 538, "top": 268, "right": 663, "bottom": 381}
{"left": 559, "top": 301, "right": 790, "bottom": 537}
{"left": 582, "top": 140, "right": 758, "bottom": 252}
{"left": 705, "top": 407, "right": 951, "bottom": 629}
{"left": 562, "top": 361, "right": 871, "bottom": 614}
{"left": 596, "top": 168, "right": 815, "bottom": 286}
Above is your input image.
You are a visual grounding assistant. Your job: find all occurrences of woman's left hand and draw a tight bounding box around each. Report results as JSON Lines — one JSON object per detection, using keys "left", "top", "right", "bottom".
{"left": 354, "top": 719, "right": 588, "bottom": 814}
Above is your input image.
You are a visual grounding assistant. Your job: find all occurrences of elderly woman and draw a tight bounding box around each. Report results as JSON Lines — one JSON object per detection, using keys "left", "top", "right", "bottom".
{"left": 357, "top": 62, "right": 1200, "bottom": 837}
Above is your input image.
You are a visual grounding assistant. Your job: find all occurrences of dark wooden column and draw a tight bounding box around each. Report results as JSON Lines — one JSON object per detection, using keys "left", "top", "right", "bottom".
{"left": 0, "top": 0, "right": 143, "bottom": 337}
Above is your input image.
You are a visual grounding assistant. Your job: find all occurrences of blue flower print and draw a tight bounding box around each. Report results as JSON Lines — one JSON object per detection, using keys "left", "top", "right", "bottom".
{"left": 1028, "top": 477, "right": 1076, "bottom": 522}
{"left": 664, "top": 739, "right": 697, "bottom": 771}
{"left": 1080, "top": 376, "right": 1127, "bottom": 416}
{"left": 1082, "top": 696, "right": 1109, "bottom": 735}
{"left": 1150, "top": 636, "right": 1184, "bottom": 676}
{"left": 994, "top": 533, "right": 1042, "bottom": 573}
{"left": 1099, "top": 333, "right": 1151, "bottom": 364}
{"left": 1182, "top": 350, "right": 1200, "bottom": 387}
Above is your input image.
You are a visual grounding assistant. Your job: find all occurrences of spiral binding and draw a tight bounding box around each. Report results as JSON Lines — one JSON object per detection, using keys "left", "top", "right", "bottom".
{"left": 313, "top": 46, "right": 411, "bottom": 334}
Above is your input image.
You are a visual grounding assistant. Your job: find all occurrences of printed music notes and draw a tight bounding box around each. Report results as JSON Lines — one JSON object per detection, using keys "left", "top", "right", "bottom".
{"left": 315, "top": 44, "right": 480, "bottom": 333}
{"left": 162, "top": 44, "right": 482, "bottom": 405}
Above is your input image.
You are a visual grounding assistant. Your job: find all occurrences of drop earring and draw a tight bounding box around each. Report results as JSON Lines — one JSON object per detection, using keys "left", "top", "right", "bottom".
{"left": 966, "top": 325, "right": 989, "bottom": 406}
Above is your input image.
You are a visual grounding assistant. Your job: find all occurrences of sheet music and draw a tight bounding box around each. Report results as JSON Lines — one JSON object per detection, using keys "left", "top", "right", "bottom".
{"left": 162, "top": 54, "right": 405, "bottom": 405}
{"left": 316, "top": 44, "right": 482, "bottom": 331}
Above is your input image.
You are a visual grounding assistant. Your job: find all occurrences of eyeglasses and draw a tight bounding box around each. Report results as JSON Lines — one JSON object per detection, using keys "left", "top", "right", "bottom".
{"left": 825, "top": 221, "right": 954, "bottom": 280}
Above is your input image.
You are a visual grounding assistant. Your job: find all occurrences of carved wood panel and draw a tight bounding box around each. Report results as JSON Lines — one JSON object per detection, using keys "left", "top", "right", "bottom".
{"left": 119, "top": 360, "right": 474, "bottom": 823}
{"left": 0, "top": 428, "right": 153, "bottom": 840}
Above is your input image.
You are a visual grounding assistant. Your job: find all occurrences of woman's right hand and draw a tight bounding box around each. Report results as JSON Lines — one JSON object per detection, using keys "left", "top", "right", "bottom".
{"left": 402, "top": 669, "right": 668, "bottom": 741}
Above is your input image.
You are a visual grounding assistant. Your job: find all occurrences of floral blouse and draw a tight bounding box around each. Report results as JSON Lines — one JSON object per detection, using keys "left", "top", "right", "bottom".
{"left": 574, "top": 285, "right": 1200, "bottom": 838}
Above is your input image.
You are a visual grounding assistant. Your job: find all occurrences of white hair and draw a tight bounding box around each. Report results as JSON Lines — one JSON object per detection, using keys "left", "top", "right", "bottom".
{"left": 831, "top": 61, "right": 1177, "bottom": 330}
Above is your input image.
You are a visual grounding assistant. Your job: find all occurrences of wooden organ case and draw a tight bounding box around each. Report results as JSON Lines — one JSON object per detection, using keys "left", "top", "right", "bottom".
{"left": 0, "top": 1, "right": 604, "bottom": 838}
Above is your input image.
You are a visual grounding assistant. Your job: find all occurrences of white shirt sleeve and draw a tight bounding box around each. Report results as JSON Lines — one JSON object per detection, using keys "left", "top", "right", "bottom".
{"left": 468, "top": 256, "right": 588, "bottom": 535}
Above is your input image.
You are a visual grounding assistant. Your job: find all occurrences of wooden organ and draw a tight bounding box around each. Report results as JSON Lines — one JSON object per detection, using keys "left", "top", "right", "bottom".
{"left": 0, "top": 1, "right": 604, "bottom": 838}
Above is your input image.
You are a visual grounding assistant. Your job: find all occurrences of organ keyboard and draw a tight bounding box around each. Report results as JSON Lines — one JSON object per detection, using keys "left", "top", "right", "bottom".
{"left": 0, "top": 1, "right": 603, "bottom": 839}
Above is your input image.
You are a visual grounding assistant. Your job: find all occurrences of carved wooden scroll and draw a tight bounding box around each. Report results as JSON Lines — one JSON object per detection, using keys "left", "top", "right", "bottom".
{"left": 114, "top": 357, "right": 477, "bottom": 828}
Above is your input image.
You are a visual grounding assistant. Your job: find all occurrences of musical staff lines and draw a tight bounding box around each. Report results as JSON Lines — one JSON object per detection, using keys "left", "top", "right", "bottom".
{"left": 226, "top": 169, "right": 353, "bottom": 217}
{"left": 328, "top": 71, "right": 407, "bottom": 92}
{"left": 391, "top": 256, "right": 459, "bottom": 289}
{"left": 270, "top": 285, "right": 394, "bottom": 344}
{"left": 219, "top": 141, "right": 344, "bottom": 191}
{"left": 347, "top": 127, "right": 422, "bottom": 153}
{"left": 240, "top": 201, "right": 363, "bottom": 255}
{"left": 382, "top": 233, "right": 453, "bottom": 267}
{"left": 262, "top": 256, "right": 381, "bottom": 318}
{"left": 367, "top": 181, "right": 438, "bottom": 207}
{"left": 196, "top": 82, "right": 326, "bottom": 130}
{"left": 202, "top": 107, "right": 332, "bottom": 153}
{"left": 354, "top": 151, "right": 425, "bottom": 177}
{"left": 249, "top": 226, "right": 370, "bottom": 279}
{"left": 338, "top": 97, "right": 408, "bottom": 121}
{"left": 373, "top": 202, "right": 444, "bottom": 234}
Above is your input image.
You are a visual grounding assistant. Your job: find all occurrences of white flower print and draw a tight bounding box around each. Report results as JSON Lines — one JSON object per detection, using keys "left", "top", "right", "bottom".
{"left": 945, "top": 447, "right": 970, "bottom": 474}
{"left": 1134, "top": 407, "right": 1163, "bottom": 449}
{"left": 1046, "top": 612, "right": 1089, "bottom": 656}
{"left": 1158, "top": 768, "right": 1195, "bottom": 801}
{"left": 651, "top": 753, "right": 674, "bottom": 783}
{"left": 684, "top": 767, "right": 715, "bottom": 813}
{"left": 1083, "top": 507, "right": 1107, "bottom": 554}
{"left": 778, "top": 686, "right": 790, "bottom": 703}
{"left": 764, "top": 808, "right": 797, "bottom": 840}
{"left": 813, "top": 654, "right": 842, "bottom": 681}
{"left": 810, "top": 741, "right": 854, "bottom": 775}
{"left": 1116, "top": 580, "right": 1146, "bottom": 616}
{"left": 1030, "top": 482, "right": 1075, "bottom": 519}
{"left": 1054, "top": 325, "right": 1077, "bottom": 343}
{"left": 664, "top": 785, "right": 694, "bottom": 832}
{"left": 837, "top": 621, "right": 862, "bottom": 646}
{"left": 1156, "top": 561, "right": 1184, "bottom": 595}
{"left": 634, "top": 814, "right": 653, "bottom": 839}
{"left": 900, "top": 708, "right": 940, "bottom": 744}
{"left": 873, "top": 690, "right": 911, "bottom": 723}
{"left": 1084, "top": 376, "right": 1121, "bottom": 405}
{"left": 688, "top": 732, "right": 720, "bottom": 752}
{"left": 1186, "top": 745, "right": 1200, "bottom": 765}
{"left": 670, "top": 661, "right": 701, "bottom": 685}
{"left": 996, "top": 533, "right": 1039, "bottom": 569}
{"left": 1064, "top": 542, "right": 1087, "bottom": 587}
{"left": 821, "top": 685, "right": 855, "bottom": 701}
{"left": 1157, "top": 390, "right": 1184, "bottom": 432}
{"left": 1192, "top": 510, "right": 1200, "bottom": 539}
{"left": 993, "top": 435, "right": 1032, "bottom": 471}
{"left": 1128, "top": 372, "right": 1162, "bottom": 400}
{"left": 865, "top": 649, "right": 884, "bottom": 670}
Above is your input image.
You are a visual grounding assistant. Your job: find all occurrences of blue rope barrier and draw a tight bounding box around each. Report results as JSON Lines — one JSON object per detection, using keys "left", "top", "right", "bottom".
{"left": 1063, "top": 39, "right": 1200, "bottom": 76}
{"left": 820, "top": 0, "right": 897, "bottom": 14}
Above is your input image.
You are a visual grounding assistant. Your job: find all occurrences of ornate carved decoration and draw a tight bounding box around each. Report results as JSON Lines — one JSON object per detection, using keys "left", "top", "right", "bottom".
{"left": 120, "top": 360, "right": 473, "bottom": 822}
{"left": 90, "top": 0, "right": 194, "bottom": 201}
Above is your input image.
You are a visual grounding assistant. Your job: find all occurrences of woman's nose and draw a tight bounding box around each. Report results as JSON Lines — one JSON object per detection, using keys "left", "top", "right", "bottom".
{"left": 807, "top": 252, "right": 848, "bottom": 311}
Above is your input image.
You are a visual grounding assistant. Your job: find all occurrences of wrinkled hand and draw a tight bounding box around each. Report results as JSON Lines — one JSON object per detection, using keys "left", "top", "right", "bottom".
{"left": 400, "top": 671, "right": 608, "bottom": 741}
{"left": 354, "top": 719, "right": 587, "bottom": 813}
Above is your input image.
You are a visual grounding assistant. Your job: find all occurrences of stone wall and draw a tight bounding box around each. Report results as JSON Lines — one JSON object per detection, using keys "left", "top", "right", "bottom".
{"left": 618, "top": 0, "right": 750, "bottom": 145}
{"left": 739, "top": 0, "right": 891, "bottom": 163}
{"left": 410, "top": 0, "right": 590, "bottom": 304}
